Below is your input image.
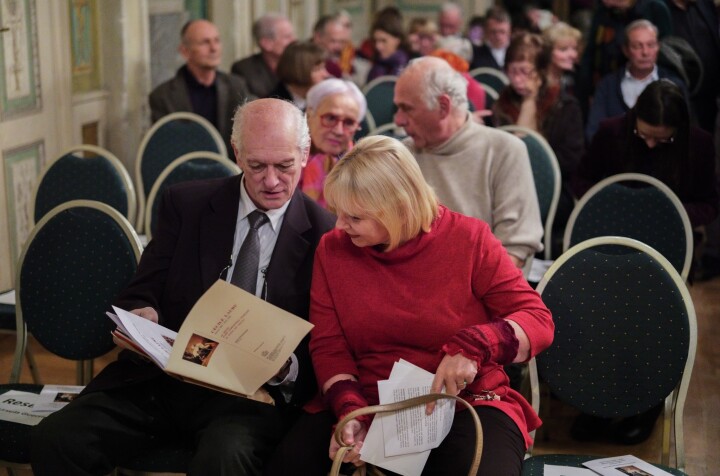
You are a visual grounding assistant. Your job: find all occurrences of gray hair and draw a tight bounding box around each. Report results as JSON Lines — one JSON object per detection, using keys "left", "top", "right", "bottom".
{"left": 231, "top": 100, "right": 311, "bottom": 157}
{"left": 409, "top": 57, "right": 469, "bottom": 113}
{"left": 306, "top": 78, "right": 367, "bottom": 120}
{"left": 252, "top": 13, "right": 290, "bottom": 44}
{"left": 440, "top": 2, "right": 463, "bottom": 15}
{"left": 624, "top": 19, "right": 658, "bottom": 46}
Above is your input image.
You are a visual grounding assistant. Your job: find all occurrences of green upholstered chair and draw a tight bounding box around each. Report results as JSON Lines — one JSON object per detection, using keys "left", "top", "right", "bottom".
{"left": 144, "top": 151, "right": 240, "bottom": 241}
{"left": 32, "top": 144, "right": 136, "bottom": 226}
{"left": 353, "top": 110, "right": 376, "bottom": 142}
{"left": 362, "top": 75, "right": 397, "bottom": 128}
{"left": 499, "top": 125, "right": 561, "bottom": 261}
{"left": 468, "top": 66, "right": 509, "bottom": 96}
{"left": 135, "top": 112, "right": 227, "bottom": 233}
{"left": 479, "top": 81, "right": 499, "bottom": 110}
{"left": 0, "top": 200, "right": 142, "bottom": 474}
{"left": 564, "top": 173, "right": 693, "bottom": 280}
{"left": 523, "top": 236, "right": 696, "bottom": 474}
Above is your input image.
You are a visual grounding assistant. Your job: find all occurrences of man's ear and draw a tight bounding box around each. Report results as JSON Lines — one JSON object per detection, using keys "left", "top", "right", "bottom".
{"left": 179, "top": 43, "right": 190, "bottom": 61}
{"left": 437, "top": 94, "right": 452, "bottom": 119}
{"left": 258, "top": 37, "right": 272, "bottom": 53}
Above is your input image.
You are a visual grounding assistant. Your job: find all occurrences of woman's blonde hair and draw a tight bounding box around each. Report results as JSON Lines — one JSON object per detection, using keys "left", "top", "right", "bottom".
{"left": 324, "top": 136, "right": 439, "bottom": 251}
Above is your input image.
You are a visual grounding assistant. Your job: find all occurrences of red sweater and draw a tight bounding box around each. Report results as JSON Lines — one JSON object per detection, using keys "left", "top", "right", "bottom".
{"left": 307, "top": 206, "right": 554, "bottom": 447}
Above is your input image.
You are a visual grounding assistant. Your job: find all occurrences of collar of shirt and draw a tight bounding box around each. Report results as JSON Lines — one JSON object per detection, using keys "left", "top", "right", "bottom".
{"left": 621, "top": 65, "right": 658, "bottom": 108}
{"left": 226, "top": 176, "right": 291, "bottom": 296}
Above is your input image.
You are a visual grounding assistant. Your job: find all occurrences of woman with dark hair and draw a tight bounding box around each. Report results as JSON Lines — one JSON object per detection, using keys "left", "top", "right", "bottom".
{"left": 494, "top": 32, "right": 585, "bottom": 257}
{"left": 366, "top": 12, "right": 410, "bottom": 82}
{"left": 267, "top": 41, "right": 330, "bottom": 110}
{"left": 573, "top": 79, "right": 718, "bottom": 229}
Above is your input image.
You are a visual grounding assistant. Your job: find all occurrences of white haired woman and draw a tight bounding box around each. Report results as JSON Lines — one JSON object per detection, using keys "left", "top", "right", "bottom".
{"left": 301, "top": 78, "right": 367, "bottom": 208}
{"left": 266, "top": 135, "right": 554, "bottom": 475}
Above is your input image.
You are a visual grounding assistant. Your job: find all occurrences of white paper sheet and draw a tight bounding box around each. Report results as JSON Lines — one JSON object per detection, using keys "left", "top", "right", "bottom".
{"left": 583, "top": 455, "right": 674, "bottom": 476}
{"left": 0, "top": 390, "right": 45, "bottom": 425}
{"left": 0, "top": 290, "right": 15, "bottom": 305}
{"left": 544, "top": 464, "right": 597, "bottom": 476}
{"left": 32, "top": 385, "right": 85, "bottom": 414}
{"left": 359, "top": 360, "right": 454, "bottom": 476}
{"left": 109, "top": 307, "right": 177, "bottom": 368}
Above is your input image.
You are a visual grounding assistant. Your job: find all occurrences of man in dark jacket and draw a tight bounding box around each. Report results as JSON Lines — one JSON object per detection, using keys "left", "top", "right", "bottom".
{"left": 149, "top": 19, "right": 254, "bottom": 159}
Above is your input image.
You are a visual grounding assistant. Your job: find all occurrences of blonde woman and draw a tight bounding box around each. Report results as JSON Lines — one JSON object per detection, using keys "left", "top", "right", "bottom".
{"left": 266, "top": 136, "right": 554, "bottom": 476}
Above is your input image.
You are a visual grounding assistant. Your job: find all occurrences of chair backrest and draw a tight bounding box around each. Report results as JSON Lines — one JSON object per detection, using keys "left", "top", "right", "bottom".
{"left": 362, "top": 75, "right": 397, "bottom": 128}
{"left": 499, "top": 126, "right": 561, "bottom": 260}
{"left": 478, "top": 82, "right": 499, "bottom": 110}
{"left": 32, "top": 145, "right": 136, "bottom": 226}
{"left": 529, "top": 236, "right": 696, "bottom": 468}
{"left": 564, "top": 173, "right": 693, "bottom": 279}
{"left": 144, "top": 152, "right": 240, "bottom": 240}
{"left": 135, "top": 112, "right": 227, "bottom": 232}
{"left": 353, "top": 110, "right": 377, "bottom": 142}
{"left": 12, "top": 200, "right": 143, "bottom": 383}
{"left": 468, "top": 67, "right": 509, "bottom": 94}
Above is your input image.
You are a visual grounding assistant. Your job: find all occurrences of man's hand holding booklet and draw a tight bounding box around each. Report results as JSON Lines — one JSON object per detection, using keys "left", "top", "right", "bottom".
{"left": 107, "top": 279, "right": 313, "bottom": 404}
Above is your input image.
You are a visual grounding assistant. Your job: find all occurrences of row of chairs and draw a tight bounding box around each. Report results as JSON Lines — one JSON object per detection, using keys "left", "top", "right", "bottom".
{"left": 1, "top": 203, "right": 693, "bottom": 474}
{"left": 499, "top": 125, "right": 693, "bottom": 281}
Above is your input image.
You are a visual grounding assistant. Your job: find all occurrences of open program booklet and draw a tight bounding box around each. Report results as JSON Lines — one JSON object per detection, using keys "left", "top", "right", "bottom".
{"left": 107, "top": 279, "right": 313, "bottom": 404}
{"left": 545, "top": 455, "right": 676, "bottom": 476}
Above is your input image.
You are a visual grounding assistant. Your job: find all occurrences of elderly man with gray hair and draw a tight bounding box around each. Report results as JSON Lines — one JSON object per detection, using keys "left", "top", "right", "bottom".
{"left": 585, "top": 18, "right": 689, "bottom": 142}
{"left": 394, "top": 57, "right": 543, "bottom": 268}
{"left": 232, "top": 13, "right": 297, "bottom": 98}
{"left": 30, "top": 99, "right": 335, "bottom": 476}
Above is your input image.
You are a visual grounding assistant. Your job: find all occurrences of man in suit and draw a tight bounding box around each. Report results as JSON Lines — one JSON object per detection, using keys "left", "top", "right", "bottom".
{"left": 585, "top": 19, "right": 688, "bottom": 142}
{"left": 470, "top": 5, "right": 512, "bottom": 71}
{"left": 30, "top": 99, "right": 336, "bottom": 476}
{"left": 149, "top": 19, "right": 254, "bottom": 159}
{"left": 231, "top": 13, "right": 297, "bottom": 98}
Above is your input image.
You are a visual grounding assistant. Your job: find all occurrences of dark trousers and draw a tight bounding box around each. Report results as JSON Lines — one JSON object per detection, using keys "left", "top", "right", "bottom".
{"left": 30, "top": 374, "right": 283, "bottom": 476}
{"left": 264, "top": 405, "right": 525, "bottom": 476}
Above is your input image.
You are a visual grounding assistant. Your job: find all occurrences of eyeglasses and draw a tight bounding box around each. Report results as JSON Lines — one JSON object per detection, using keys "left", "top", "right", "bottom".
{"left": 506, "top": 66, "right": 536, "bottom": 77}
{"left": 633, "top": 128, "right": 674, "bottom": 144}
{"left": 320, "top": 113, "right": 359, "bottom": 131}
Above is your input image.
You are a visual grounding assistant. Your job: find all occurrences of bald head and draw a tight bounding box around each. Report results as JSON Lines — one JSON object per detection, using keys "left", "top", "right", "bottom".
{"left": 231, "top": 99, "right": 311, "bottom": 210}
{"left": 179, "top": 20, "right": 221, "bottom": 72}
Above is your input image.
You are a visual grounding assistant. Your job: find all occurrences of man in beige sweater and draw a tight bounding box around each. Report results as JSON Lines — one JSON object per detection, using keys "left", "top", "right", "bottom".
{"left": 394, "top": 57, "right": 543, "bottom": 267}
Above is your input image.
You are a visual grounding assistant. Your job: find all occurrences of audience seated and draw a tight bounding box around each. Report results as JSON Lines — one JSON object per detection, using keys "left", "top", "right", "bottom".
{"left": 149, "top": 19, "right": 254, "bottom": 159}
{"left": 576, "top": 0, "right": 673, "bottom": 118}
{"left": 493, "top": 32, "right": 584, "bottom": 257}
{"left": 29, "top": 99, "right": 336, "bottom": 475}
{"left": 231, "top": 13, "right": 296, "bottom": 99}
{"left": 394, "top": 57, "right": 543, "bottom": 268}
{"left": 366, "top": 11, "right": 410, "bottom": 82}
{"left": 301, "top": 78, "right": 366, "bottom": 208}
{"left": 542, "top": 21, "right": 582, "bottom": 96}
{"left": 585, "top": 19, "right": 688, "bottom": 142}
{"left": 267, "top": 41, "right": 330, "bottom": 111}
{"left": 470, "top": 5, "right": 512, "bottom": 71}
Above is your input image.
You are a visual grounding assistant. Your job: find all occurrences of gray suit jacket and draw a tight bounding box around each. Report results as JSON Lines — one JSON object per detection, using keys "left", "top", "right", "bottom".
{"left": 231, "top": 53, "right": 279, "bottom": 99}
{"left": 149, "top": 67, "right": 254, "bottom": 155}
{"left": 88, "top": 175, "right": 336, "bottom": 408}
